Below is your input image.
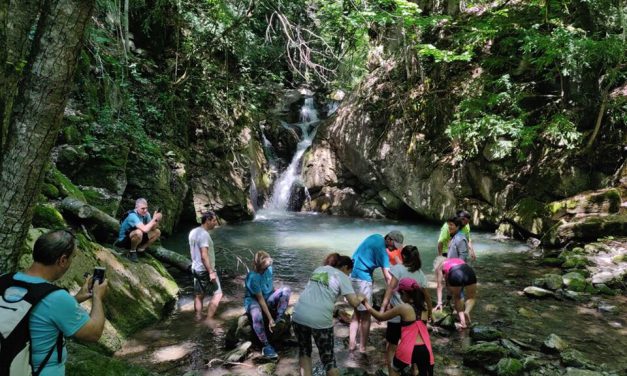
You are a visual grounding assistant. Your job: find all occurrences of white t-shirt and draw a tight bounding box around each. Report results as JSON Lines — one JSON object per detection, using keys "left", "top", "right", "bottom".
{"left": 293, "top": 265, "right": 355, "bottom": 329}
{"left": 388, "top": 264, "right": 427, "bottom": 323}
{"left": 189, "top": 226, "right": 215, "bottom": 272}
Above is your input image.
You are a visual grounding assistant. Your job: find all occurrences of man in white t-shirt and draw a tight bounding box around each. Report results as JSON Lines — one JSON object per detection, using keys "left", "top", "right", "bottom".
{"left": 188, "top": 211, "right": 222, "bottom": 323}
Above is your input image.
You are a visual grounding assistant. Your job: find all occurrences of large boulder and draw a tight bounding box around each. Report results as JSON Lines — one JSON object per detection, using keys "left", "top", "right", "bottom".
{"left": 546, "top": 214, "right": 627, "bottom": 246}
{"left": 463, "top": 342, "right": 508, "bottom": 367}
{"left": 496, "top": 358, "right": 524, "bottom": 376}
{"left": 22, "top": 228, "right": 179, "bottom": 353}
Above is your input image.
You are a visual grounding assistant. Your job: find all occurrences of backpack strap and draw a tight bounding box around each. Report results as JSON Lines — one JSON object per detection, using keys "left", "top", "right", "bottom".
{"left": 0, "top": 274, "right": 64, "bottom": 375}
{"left": 32, "top": 331, "right": 64, "bottom": 376}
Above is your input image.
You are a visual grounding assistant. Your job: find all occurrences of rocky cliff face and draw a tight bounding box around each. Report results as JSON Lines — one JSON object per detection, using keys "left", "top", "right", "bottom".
{"left": 302, "top": 53, "right": 626, "bottom": 244}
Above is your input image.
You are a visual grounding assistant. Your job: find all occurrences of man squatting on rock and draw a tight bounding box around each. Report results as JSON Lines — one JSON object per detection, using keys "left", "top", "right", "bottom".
{"left": 117, "top": 198, "right": 162, "bottom": 262}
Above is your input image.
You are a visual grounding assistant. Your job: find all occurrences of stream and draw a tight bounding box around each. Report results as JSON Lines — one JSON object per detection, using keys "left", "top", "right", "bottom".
{"left": 113, "top": 213, "right": 627, "bottom": 375}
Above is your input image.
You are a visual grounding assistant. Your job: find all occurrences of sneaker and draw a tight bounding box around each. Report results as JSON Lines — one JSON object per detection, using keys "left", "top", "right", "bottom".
{"left": 128, "top": 251, "right": 138, "bottom": 263}
{"left": 262, "top": 345, "right": 278, "bottom": 360}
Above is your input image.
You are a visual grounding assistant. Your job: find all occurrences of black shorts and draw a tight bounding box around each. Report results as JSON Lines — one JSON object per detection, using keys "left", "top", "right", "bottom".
{"left": 447, "top": 264, "right": 477, "bottom": 287}
{"left": 118, "top": 231, "right": 149, "bottom": 250}
{"left": 392, "top": 345, "right": 433, "bottom": 376}
{"left": 386, "top": 322, "right": 402, "bottom": 344}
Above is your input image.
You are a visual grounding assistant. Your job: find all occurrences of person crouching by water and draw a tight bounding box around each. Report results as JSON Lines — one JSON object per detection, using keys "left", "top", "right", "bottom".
{"left": 363, "top": 278, "right": 434, "bottom": 376}
{"left": 244, "top": 251, "right": 291, "bottom": 360}
{"left": 378, "top": 246, "right": 431, "bottom": 375}
{"left": 189, "top": 211, "right": 222, "bottom": 325}
{"left": 292, "top": 253, "right": 366, "bottom": 376}
{"left": 434, "top": 256, "right": 477, "bottom": 329}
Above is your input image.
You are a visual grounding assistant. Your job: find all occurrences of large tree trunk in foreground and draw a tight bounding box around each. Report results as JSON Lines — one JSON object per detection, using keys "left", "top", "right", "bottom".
{"left": 0, "top": 0, "right": 95, "bottom": 272}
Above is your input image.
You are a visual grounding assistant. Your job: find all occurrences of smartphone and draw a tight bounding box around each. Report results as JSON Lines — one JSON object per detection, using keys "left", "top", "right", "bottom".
{"left": 90, "top": 267, "right": 106, "bottom": 292}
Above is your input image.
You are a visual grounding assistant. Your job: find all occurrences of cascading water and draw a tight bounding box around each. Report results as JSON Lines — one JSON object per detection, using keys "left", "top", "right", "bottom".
{"left": 259, "top": 97, "right": 319, "bottom": 215}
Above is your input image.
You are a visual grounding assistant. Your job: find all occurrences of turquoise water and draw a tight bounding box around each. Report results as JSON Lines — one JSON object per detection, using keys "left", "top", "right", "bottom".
{"left": 163, "top": 211, "right": 528, "bottom": 288}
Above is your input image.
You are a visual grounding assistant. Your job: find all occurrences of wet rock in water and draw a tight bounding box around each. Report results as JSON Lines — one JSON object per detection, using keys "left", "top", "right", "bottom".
{"left": 560, "top": 349, "right": 596, "bottom": 370}
{"left": 225, "top": 341, "right": 252, "bottom": 362}
{"left": 596, "top": 301, "right": 618, "bottom": 314}
{"left": 523, "top": 286, "right": 555, "bottom": 298}
{"left": 257, "top": 362, "right": 277, "bottom": 375}
{"left": 225, "top": 314, "right": 292, "bottom": 349}
{"left": 500, "top": 339, "right": 524, "bottom": 359}
{"left": 470, "top": 325, "right": 503, "bottom": 342}
{"left": 561, "top": 289, "right": 585, "bottom": 301}
{"left": 543, "top": 274, "right": 564, "bottom": 290}
{"left": 518, "top": 307, "right": 538, "bottom": 318}
{"left": 564, "top": 368, "right": 604, "bottom": 376}
{"left": 594, "top": 283, "right": 617, "bottom": 296}
{"left": 522, "top": 356, "right": 541, "bottom": 371}
{"left": 541, "top": 333, "right": 568, "bottom": 353}
{"left": 540, "top": 257, "right": 564, "bottom": 267}
{"left": 432, "top": 310, "right": 456, "bottom": 329}
{"left": 333, "top": 304, "right": 354, "bottom": 325}
{"left": 563, "top": 271, "right": 586, "bottom": 287}
{"left": 463, "top": 342, "right": 508, "bottom": 367}
{"left": 496, "top": 358, "right": 524, "bottom": 376}
{"left": 590, "top": 271, "right": 616, "bottom": 285}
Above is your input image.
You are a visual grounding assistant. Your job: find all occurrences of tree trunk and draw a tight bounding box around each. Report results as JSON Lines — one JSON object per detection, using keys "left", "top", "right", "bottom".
{"left": 0, "top": 0, "right": 42, "bottom": 155}
{"left": 59, "top": 197, "right": 120, "bottom": 243}
{"left": 0, "top": 0, "right": 95, "bottom": 272}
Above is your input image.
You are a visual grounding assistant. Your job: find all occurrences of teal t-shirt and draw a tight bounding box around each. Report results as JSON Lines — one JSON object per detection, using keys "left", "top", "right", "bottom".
{"left": 244, "top": 266, "right": 274, "bottom": 310}
{"left": 118, "top": 211, "right": 151, "bottom": 241}
{"left": 6, "top": 273, "right": 90, "bottom": 376}
{"left": 350, "top": 234, "right": 390, "bottom": 282}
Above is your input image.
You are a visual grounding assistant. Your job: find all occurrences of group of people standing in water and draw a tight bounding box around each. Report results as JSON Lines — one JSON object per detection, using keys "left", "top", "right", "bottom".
{"left": 190, "top": 209, "right": 478, "bottom": 376}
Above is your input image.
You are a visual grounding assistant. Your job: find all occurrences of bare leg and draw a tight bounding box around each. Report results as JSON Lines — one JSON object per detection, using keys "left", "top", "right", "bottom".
{"left": 386, "top": 342, "right": 398, "bottom": 376}
{"left": 206, "top": 291, "right": 223, "bottom": 319}
{"left": 299, "top": 355, "right": 312, "bottom": 376}
{"left": 450, "top": 287, "right": 467, "bottom": 328}
{"left": 464, "top": 284, "right": 477, "bottom": 325}
{"left": 349, "top": 311, "right": 360, "bottom": 351}
{"left": 129, "top": 230, "right": 143, "bottom": 250}
{"left": 359, "top": 311, "right": 371, "bottom": 353}
{"left": 194, "top": 293, "right": 204, "bottom": 320}
{"left": 139, "top": 229, "right": 161, "bottom": 251}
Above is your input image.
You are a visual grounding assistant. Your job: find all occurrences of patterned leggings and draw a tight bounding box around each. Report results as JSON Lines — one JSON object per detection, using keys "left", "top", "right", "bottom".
{"left": 247, "top": 286, "right": 291, "bottom": 345}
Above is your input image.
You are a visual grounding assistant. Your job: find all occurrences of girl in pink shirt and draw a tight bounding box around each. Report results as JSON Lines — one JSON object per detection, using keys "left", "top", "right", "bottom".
{"left": 434, "top": 256, "right": 478, "bottom": 329}
{"left": 363, "top": 278, "right": 434, "bottom": 376}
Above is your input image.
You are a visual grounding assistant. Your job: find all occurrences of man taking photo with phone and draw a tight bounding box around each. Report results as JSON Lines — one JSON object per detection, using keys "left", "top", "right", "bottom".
{"left": 0, "top": 229, "right": 108, "bottom": 375}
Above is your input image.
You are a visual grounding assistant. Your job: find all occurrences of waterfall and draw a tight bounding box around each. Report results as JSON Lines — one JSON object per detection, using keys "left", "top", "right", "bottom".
{"left": 260, "top": 97, "right": 319, "bottom": 215}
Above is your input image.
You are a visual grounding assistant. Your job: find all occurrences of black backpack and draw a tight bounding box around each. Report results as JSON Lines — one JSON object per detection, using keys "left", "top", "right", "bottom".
{"left": 0, "top": 273, "right": 64, "bottom": 376}
{"left": 119, "top": 209, "right": 135, "bottom": 224}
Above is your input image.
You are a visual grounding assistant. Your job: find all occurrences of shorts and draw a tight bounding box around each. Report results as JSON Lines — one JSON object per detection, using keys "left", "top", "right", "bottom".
{"left": 447, "top": 264, "right": 477, "bottom": 287}
{"left": 118, "top": 231, "right": 149, "bottom": 250}
{"left": 292, "top": 322, "right": 336, "bottom": 371}
{"left": 192, "top": 270, "right": 222, "bottom": 295}
{"left": 392, "top": 345, "right": 434, "bottom": 376}
{"left": 351, "top": 278, "right": 373, "bottom": 312}
{"left": 386, "top": 322, "right": 401, "bottom": 344}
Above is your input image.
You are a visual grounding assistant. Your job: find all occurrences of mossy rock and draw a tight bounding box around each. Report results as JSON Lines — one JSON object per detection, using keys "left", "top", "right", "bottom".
{"left": 463, "top": 342, "right": 508, "bottom": 367}
{"left": 470, "top": 325, "right": 503, "bottom": 341}
{"left": 561, "top": 254, "right": 589, "bottom": 269}
{"left": 540, "top": 258, "right": 563, "bottom": 267}
{"left": 46, "top": 167, "right": 86, "bottom": 201}
{"left": 81, "top": 186, "right": 121, "bottom": 216}
{"left": 66, "top": 342, "right": 155, "bottom": 376}
{"left": 32, "top": 204, "right": 66, "bottom": 229}
{"left": 496, "top": 358, "right": 524, "bottom": 376}
{"left": 41, "top": 183, "right": 60, "bottom": 199}
{"left": 560, "top": 349, "right": 596, "bottom": 369}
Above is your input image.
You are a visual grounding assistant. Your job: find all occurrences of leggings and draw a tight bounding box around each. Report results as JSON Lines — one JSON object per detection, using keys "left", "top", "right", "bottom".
{"left": 393, "top": 344, "right": 433, "bottom": 376}
{"left": 247, "top": 287, "right": 291, "bottom": 345}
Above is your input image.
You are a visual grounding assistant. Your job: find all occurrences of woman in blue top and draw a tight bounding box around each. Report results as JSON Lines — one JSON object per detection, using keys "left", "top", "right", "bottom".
{"left": 244, "top": 251, "right": 291, "bottom": 360}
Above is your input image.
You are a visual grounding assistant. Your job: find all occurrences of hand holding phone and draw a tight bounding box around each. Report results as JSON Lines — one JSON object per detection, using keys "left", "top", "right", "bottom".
{"left": 90, "top": 267, "right": 106, "bottom": 292}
